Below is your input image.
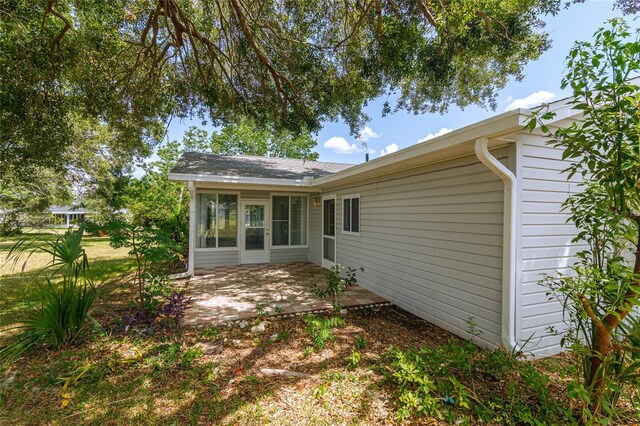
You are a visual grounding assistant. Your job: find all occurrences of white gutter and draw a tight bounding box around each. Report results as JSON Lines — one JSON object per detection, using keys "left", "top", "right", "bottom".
{"left": 168, "top": 181, "right": 196, "bottom": 280}
{"left": 474, "top": 138, "right": 519, "bottom": 352}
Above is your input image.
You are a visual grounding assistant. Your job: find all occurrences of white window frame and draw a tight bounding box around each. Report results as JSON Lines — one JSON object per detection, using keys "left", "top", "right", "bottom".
{"left": 270, "top": 193, "right": 309, "bottom": 249}
{"left": 341, "top": 194, "right": 361, "bottom": 236}
{"left": 194, "top": 190, "right": 240, "bottom": 252}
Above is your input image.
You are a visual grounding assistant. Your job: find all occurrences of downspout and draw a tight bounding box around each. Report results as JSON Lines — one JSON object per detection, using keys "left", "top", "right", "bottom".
{"left": 474, "top": 138, "right": 519, "bottom": 352}
{"left": 168, "top": 181, "right": 195, "bottom": 279}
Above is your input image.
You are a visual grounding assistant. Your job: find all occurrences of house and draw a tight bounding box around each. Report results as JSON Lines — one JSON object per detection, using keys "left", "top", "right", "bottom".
{"left": 48, "top": 205, "right": 95, "bottom": 227}
{"left": 169, "top": 98, "right": 582, "bottom": 357}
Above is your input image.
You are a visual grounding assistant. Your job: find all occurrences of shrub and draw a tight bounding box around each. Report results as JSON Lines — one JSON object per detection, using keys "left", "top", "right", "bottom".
{"left": 311, "top": 264, "right": 357, "bottom": 310}
{"left": 346, "top": 350, "right": 362, "bottom": 370}
{"left": 140, "top": 274, "right": 175, "bottom": 314}
{"left": 0, "top": 225, "right": 97, "bottom": 367}
{"left": 122, "top": 274, "right": 190, "bottom": 332}
{"left": 384, "top": 339, "right": 571, "bottom": 424}
{"left": 303, "top": 314, "right": 345, "bottom": 350}
{"left": 527, "top": 19, "right": 640, "bottom": 421}
{"left": 0, "top": 211, "right": 22, "bottom": 237}
{"left": 87, "top": 219, "right": 182, "bottom": 304}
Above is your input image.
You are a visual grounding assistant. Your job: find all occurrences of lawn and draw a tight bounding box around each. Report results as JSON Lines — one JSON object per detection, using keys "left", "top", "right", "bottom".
{"left": 0, "top": 228, "right": 135, "bottom": 331}
{"left": 0, "top": 229, "right": 636, "bottom": 425}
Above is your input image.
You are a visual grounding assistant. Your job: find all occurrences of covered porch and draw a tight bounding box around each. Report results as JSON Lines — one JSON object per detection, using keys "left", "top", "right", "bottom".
{"left": 183, "top": 262, "right": 388, "bottom": 325}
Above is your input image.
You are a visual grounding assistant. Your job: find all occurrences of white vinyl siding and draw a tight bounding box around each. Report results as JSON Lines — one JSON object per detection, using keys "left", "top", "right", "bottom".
{"left": 194, "top": 249, "right": 239, "bottom": 271}
{"left": 194, "top": 245, "right": 310, "bottom": 270}
{"left": 270, "top": 247, "right": 309, "bottom": 263}
{"left": 320, "top": 150, "right": 508, "bottom": 348}
{"left": 517, "top": 133, "right": 583, "bottom": 357}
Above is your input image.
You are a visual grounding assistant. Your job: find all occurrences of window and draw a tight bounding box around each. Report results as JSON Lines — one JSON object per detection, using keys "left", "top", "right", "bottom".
{"left": 272, "top": 195, "right": 308, "bottom": 246}
{"left": 196, "top": 193, "right": 238, "bottom": 248}
{"left": 272, "top": 196, "right": 289, "bottom": 246}
{"left": 342, "top": 195, "right": 360, "bottom": 234}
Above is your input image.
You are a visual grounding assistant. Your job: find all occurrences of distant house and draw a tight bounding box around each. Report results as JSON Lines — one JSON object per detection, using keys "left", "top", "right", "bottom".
{"left": 48, "top": 205, "right": 95, "bottom": 227}
{"left": 169, "top": 97, "right": 583, "bottom": 357}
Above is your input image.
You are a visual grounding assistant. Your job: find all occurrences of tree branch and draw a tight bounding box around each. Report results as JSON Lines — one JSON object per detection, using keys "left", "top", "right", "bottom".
{"left": 228, "top": 0, "right": 291, "bottom": 107}
{"left": 417, "top": 0, "right": 438, "bottom": 28}
{"left": 476, "top": 10, "right": 515, "bottom": 42}
{"left": 578, "top": 294, "right": 610, "bottom": 336}
{"left": 603, "top": 226, "right": 640, "bottom": 329}
{"left": 613, "top": 343, "right": 640, "bottom": 355}
{"left": 43, "top": 0, "right": 73, "bottom": 64}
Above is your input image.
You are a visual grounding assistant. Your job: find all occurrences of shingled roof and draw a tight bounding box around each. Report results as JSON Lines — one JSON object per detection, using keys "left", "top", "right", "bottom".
{"left": 170, "top": 152, "right": 354, "bottom": 181}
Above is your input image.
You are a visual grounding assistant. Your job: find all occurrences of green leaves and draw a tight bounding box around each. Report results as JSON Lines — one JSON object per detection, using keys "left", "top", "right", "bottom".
{"left": 385, "top": 341, "right": 568, "bottom": 424}
{"left": 533, "top": 18, "right": 640, "bottom": 421}
{"left": 2, "top": 0, "right": 561, "bottom": 183}
{"left": 303, "top": 314, "right": 345, "bottom": 351}
{"left": 0, "top": 226, "right": 97, "bottom": 367}
{"left": 310, "top": 264, "right": 357, "bottom": 310}
{"left": 182, "top": 117, "right": 320, "bottom": 160}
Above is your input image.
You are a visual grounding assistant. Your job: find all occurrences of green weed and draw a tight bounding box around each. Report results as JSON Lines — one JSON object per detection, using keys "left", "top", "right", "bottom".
{"left": 303, "top": 314, "right": 345, "bottom": 351}
{"left": 385, "top": 339, "right": 572, "bottom": 425}
{"left": 346, "top": 350, "right": 362, "bottom": 370}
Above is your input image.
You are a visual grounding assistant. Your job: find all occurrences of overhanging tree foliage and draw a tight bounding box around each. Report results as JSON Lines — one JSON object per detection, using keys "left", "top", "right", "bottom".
{"left": 0, "top": 116, "right": 140, "bottom": 234}
{"left": 2, "top": 0, "right": 565, "bottom": 185}
{"left": 529, "top": 19, "right": 640, "bottom": 421}
{"left": 182, "top": 117, "right": 319, "bottom": 159}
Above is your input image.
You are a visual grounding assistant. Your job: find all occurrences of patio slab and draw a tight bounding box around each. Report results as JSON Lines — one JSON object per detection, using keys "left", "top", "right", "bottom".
{"left": 183, "top": 262, "right": 388, "bottom": 326}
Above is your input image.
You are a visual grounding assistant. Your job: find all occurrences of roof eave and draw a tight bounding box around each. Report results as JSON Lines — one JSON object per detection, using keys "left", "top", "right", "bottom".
{"left": 168, "top": 172, "right": 315, "bottom": 187}
{"left": 167, "top": 98, "right": 580, "bottom": 191}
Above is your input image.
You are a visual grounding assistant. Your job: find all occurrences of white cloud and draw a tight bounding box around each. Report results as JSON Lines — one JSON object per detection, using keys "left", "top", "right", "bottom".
{"left": 505, "top": 90, "right": 556, "bottom": 111}
{"left": 357, "top": 126, "right": 379, "bottom": 142}
{"left": 379, "top": 143, "right": 399, "bottom": 157}
{"left": 418, "top": 127, "right": 453, "bottom": 143}
{"left": 323, "top": 136, "right": 357, "bottom": 154}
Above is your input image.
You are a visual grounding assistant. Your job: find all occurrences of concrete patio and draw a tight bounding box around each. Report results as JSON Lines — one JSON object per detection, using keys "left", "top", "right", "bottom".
{"left": 184, "top": 262, "right": 388, "bottom": 326}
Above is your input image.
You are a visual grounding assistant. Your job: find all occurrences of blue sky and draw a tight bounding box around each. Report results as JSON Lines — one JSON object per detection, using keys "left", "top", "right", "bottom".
{"left": 158, "top": 1, "right": 624, "bottom": 168}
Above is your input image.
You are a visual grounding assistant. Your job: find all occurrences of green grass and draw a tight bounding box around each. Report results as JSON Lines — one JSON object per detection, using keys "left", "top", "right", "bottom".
{"left": 0, "top": 228, "right": 135, "bottom": 331}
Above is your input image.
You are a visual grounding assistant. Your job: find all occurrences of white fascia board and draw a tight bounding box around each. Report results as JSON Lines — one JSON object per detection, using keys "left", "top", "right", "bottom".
{"left": 193, "top": 181, "right": 321, "bottom": 193}
{"left": 313, "top": 109, "right": 527, "bottom": 188}
{"left": 519, "top": 95, "right": 580, "bottom": 127}
{"left": 168, "top": 173, "right": 314, "bottom": 187}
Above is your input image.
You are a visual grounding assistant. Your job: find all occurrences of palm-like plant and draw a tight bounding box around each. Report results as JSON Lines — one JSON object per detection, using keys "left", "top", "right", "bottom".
{"left": 0, "top": 224, "right": 97, "bottom": 367}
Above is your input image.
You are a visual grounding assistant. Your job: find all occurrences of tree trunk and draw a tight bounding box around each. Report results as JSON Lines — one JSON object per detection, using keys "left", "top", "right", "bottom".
{"left": 587, "top": 224, "right": 640, "bottom": 414}
{"left": 588, "top": 329, "right": 614, "bottom": 414}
